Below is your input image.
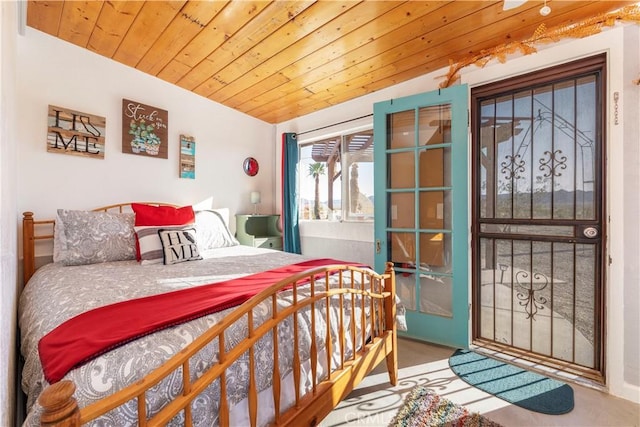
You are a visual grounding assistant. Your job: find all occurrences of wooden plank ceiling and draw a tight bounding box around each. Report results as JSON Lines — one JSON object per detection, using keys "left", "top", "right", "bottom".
{"left": 27, "top": 1, "right": 632, "bottom": 124}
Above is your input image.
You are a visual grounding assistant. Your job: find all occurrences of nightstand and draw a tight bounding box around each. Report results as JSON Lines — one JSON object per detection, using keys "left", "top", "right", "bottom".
{"left": 235, "top": 214, "right": 283, "bottom": 250}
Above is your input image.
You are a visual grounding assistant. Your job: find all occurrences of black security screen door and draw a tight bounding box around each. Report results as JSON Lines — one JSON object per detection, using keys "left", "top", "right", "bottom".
{"left": 471, "top": 54, "right": 606, "bottom": 381}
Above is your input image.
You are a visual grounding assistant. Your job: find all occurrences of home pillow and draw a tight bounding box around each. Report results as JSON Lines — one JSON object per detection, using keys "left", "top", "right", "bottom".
{"left": 135, "top": 224, "right": 196, "bottom": 265}
{"left": 158, "top": 227, "right": 202, "bottom": 265}
{"left": 195, "top": 210, "right": 239, "bottom": 251}
{"left": 54, "top": 209, "right": 136, "bottom": 266}
{"left": 131, "top": 203, "right": 195, "bottom": 226}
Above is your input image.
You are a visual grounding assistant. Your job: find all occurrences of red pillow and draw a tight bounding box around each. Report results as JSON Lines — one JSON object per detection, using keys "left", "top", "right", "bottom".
{"left": 131, "top": 204, "right": 195, "bottom": 260}
{"left": 131, "top": 203, "right": 195, "bottom": 226}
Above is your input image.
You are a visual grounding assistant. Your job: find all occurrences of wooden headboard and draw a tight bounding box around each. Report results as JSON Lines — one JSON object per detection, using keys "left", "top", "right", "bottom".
{"left": 22, "top": 202, "right": 176, "bottom": 285}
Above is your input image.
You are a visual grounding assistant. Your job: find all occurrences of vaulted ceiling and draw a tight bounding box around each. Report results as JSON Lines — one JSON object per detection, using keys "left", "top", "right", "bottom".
{"left": 27, "top": 1, "right": 633, "bottom": 124}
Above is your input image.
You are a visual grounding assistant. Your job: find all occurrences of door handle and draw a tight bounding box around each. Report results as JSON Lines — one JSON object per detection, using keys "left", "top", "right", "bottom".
{"left": 583, "top": 227, "right": 598, "bottom": 238}
{"left": 376, "top": 239, "right": 381, "bottom": 254}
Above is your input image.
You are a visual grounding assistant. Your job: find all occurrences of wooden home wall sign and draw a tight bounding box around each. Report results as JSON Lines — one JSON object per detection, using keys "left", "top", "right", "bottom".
{"left": 122, "top": 99, "right": 168, "bottom": 159}
{"left": 47, "top": 105, "right": 106, "bottom": 159}
{"left": 179, "top": 135, "right": 195, "bottom": 179}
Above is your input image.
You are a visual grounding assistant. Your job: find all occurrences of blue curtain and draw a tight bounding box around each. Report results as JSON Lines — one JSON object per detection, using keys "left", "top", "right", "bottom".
{"left": 282, "top": 133, "right": 301, "bottom": 254}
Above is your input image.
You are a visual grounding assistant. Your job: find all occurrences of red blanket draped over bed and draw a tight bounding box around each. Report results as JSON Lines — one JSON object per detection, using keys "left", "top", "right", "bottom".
{"left": 39, "top": 258, "right": 359, "bottom": 383}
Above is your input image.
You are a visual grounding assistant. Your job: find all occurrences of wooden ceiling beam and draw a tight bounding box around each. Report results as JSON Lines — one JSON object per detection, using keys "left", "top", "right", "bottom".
{"left": 157, "top": 0, "right": 273, "bottom": 88}
{"left": 234, "top": 1, "right": 487, "bottom": 115}
{"left": 190, "top": 0, "right": 318, "bottom": 97}
{"left": 136, "top": 1, "right": 228, "bottom": 76}
{"left": 251, "top": 1, "right": 632, "bottom": 122}
{"left": 57, "top": 0, "right": 104, "bottom": 48}
{"left": 216, "top": 0, "right": 403, "bottom": 107}
{"left": 176, "top": 1, "right": 312, "bottom": 92}
{"left": 27, "top": 1, "right": 64, "bottom": 35}
{"left": 207, "top": 0, "right": 369, "bottom": 102}
{"left": 25, "top": 0, "right": 636, "bottom": 124}
{"left": 112, "top": 1, "right": 186, "bottom": 68}
{"left": 87, "top": 1, "right": 145, "bottom": 58}
{"left": 247, "top": 0, "right": 552, "bottom": 119}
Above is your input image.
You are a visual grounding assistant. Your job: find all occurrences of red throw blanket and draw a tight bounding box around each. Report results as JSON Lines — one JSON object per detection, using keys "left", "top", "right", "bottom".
{"left": 39, "top": 258, "right": 360, "bottom": 383}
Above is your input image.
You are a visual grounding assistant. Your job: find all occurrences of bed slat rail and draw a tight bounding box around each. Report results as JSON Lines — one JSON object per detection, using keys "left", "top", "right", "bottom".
{"left": 38, "top": 263, "right": 396, "bottom": 426}
{"left": 271, "top": 294, "right": 282, "bottom": 424}
{"left": 248, "top": 309, "right": 258, "bottom": 427}
{"left": 219, "top": 334, "right": 229, "bottom": 427}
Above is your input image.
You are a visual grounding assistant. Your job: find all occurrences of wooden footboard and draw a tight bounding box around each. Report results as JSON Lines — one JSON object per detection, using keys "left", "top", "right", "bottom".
{"left": 22, "top": 207, "right": 397, "bottom": 426}
{"left": 37, "top": 263, "right": 397, "bottom": 426}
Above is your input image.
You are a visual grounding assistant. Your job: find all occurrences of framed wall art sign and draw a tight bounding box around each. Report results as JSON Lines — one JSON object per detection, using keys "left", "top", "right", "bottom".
{"left": 122, "top": 99, "right": 168, "bottom": 158}
{"left": 179, "top": 135, "right": 195, "bottom": 179}
{"left": 47, "top": 105, "right": 106, "bottom": 159}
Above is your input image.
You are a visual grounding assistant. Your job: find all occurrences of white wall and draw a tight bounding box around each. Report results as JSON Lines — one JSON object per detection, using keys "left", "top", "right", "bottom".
{"left": 277, "top": 25, "right": 640, "bottom": 404}
{"left": 621, "top": 23, "right": 640, "bottom": 401}
{"left": 1, "top": 2, "right": 19, "bottom": 425}
{"left": 16, "top": 28, "right": 276, "bottom": 259}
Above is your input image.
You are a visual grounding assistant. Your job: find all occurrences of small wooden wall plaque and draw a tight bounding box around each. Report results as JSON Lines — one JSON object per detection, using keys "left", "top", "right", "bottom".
{"left": 179, "top": 135, "right": 195, "bottom": 179}
{"left": 46, "top": 105, "right": 106, "bottom": 159}
{"left": 122, "top": 99, "right": 168, "bottom": 159}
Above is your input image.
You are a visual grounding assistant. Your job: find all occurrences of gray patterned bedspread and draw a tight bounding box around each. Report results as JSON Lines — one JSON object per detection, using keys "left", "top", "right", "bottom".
{"left": 19, "top": 247, "right": 386, "bottom": 426}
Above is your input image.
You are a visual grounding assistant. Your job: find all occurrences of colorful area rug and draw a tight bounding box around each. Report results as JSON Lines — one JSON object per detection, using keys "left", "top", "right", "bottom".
{"left": 448, "top": 349, "right": 574, "bottom": 415}
{"left": 389, "top": 385, "right": 503, "bottom": 427}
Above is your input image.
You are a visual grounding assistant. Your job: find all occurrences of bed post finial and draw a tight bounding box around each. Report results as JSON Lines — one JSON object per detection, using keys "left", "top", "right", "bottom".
{"left": 39, "top": 380, "right": 81, "bottom": 426}
{"left": 23, "top": 211, "right": 35, "bottom": 285}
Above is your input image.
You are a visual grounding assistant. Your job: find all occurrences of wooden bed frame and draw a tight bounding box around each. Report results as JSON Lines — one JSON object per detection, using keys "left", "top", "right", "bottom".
{"left": 22, "top": 204, "right": 398, "bottom": 426}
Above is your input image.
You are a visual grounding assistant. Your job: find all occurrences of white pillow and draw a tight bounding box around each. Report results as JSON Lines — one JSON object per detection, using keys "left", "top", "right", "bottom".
{"left": 195, "top": 210, "right": 239, "bottom": 250}
{"left": 211, "top": 208, "right": 230, "bottom": 228}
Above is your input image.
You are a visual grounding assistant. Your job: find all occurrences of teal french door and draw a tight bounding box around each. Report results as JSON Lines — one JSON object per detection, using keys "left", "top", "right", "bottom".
{"left": 374, "top": 85, "right": 469, "bottom": 348}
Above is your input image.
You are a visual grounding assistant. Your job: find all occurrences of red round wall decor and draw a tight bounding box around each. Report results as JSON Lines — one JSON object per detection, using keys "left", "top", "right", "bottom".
{"left": 243, "top": 157, "right": 259, "bottom": 176}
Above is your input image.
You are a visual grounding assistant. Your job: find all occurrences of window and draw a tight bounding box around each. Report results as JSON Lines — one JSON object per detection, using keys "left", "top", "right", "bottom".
{"left": 298, "top": 130, "right": 374, "bottom": 221}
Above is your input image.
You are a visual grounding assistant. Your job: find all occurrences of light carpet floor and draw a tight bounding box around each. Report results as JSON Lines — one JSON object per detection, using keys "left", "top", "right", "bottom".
{"left": 321, "top": 338, "right": 640, "bottom": 427}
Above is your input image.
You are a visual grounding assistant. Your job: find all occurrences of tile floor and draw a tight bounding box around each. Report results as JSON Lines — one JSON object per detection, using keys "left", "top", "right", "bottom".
{"left": 321, "top": 338, "right": 640, "bottom": 426}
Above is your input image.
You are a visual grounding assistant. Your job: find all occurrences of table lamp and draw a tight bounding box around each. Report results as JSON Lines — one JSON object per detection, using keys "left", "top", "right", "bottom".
{"left": 250, "top": 191, "right": 261, "bottom": 215}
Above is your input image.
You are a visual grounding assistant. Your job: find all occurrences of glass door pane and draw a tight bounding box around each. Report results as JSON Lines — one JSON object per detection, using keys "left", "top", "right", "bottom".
{"left": 374, "top": 84, "right": 469, "bottom": 348}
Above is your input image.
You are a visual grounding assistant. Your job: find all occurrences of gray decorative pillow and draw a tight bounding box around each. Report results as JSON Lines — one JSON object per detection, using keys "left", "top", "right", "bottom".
{"left": 195, "top": 210, "right": 239, "bottom": 250}
{"left": 158, "top": 227, "right": 202, "bottom": 265}
{"left": 54, "top": 209, "right": 136, "bottom": 266}
{"left": 52, "top": 216, "right": 67, "bottom": 263}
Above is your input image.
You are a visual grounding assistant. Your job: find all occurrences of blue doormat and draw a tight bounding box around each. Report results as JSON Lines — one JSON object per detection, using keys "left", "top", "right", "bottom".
{"left": 449, "top": 349, "right": 574, "bottom": 415}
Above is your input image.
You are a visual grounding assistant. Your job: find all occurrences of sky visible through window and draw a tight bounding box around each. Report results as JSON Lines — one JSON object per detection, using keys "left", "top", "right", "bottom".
{"left": 299, "top": 157, "right": 374, "bottom": 203}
